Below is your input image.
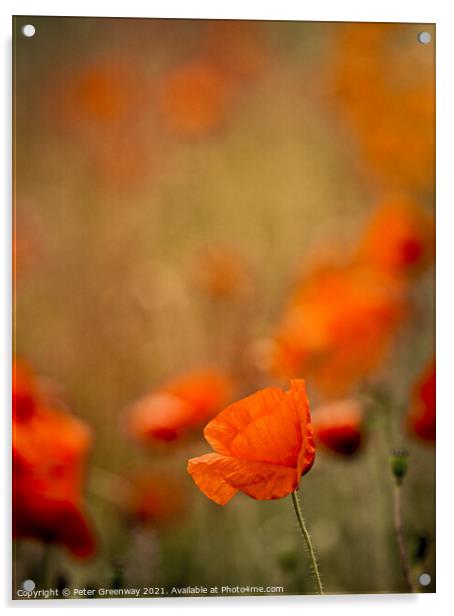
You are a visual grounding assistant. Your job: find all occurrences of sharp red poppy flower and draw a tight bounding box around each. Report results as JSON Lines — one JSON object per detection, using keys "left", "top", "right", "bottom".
{"left": 407, "top": 358, "right": 435, "bottom": 443}
{"left": 312, "top": 399, "right": 363, "bottom": 456}
{"left": 356, "top": 198, "right": 435, "bottom": 276}
{"left": 13, "top": 362, "right": 95, "bottom": 558}
{"left": 187, "top": 380, "right": 315, "bottom": 504}
{"left": 272, "top": 263, "right": 406, "bottom": 395}
{"left": 127, "top": 368, "right": 233, "bottom": 443}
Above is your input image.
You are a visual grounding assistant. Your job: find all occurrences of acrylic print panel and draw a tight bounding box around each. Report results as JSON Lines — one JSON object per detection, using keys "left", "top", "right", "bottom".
{"left": 12, "top": 16, "right": 435, "bottom": 599}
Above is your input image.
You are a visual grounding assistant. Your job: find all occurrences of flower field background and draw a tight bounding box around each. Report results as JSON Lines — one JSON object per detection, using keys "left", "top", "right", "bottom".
{"left": 13, "top": 17, "right": 435, "bottom": 596}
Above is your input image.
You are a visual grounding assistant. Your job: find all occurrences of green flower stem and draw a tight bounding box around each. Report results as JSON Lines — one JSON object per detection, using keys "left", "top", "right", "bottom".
{"left": 291, "top": 490, "right": 324, "bottom": 595}
{"left": 392, "top": 482, "right": 416, "bottom": 592}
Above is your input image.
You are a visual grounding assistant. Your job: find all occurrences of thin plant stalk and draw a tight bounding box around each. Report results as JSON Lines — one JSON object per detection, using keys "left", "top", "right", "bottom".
{"left": 291, "top": 490, "right": 324, "bottom": 595}
{"left": 40, "top": 544, "right": 53, "bottom": 589}
{"left": 392, "top": 482, "right": 416, "bottom": 592}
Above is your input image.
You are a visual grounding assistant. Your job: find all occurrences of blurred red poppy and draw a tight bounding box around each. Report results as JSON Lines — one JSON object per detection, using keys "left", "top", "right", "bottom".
{"left": 51, "top": 61, "right": 154, "bottom": 191}
{"left": 120, "top": 471, "right": 188, "bottom": 527}
{"left": 407, "top": 358, "right": 435, "bottom": 443}
{"left": 356, "top": 198, "right": 435, "bottom": 277}
{"left": 187, "top": 380, "right": 315, "bottom": 504}
{"left": 312, "top": 399, "right": 363, "bottom": 456}
{"left": 57, "top": 62, "right": 143, "bottom": 130}
{"left": 13, "top": 361, "right": 96, "bottom": 558}
{"left": 202, "top": 20, "right": 267, "bottom": 81}
{"left": 158, "top": 60, "right": 234, "bottom": 136}
{"left": 333, "top": 23, "right": 434, "bottom": 195}
{"left": 272, "top": 263, "right": 406, "bottom": 395}
{"left": 13, "top": 359, "right": 38, "bottom": 421}
{"left": 192, "top": 244, "right": 252, "bottom": 300}
{"left": 127, "top": 368, "right": 233, "bottom": 444}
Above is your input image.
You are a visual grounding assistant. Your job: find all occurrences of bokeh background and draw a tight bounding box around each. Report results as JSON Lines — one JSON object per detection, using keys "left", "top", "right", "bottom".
{"left": 13, "top": 17, "right": 435, "bottom": 596}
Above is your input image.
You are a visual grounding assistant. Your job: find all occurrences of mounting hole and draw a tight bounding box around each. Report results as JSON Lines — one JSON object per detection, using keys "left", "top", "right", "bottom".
{"left": 22, "top": 579, "right": 36, "bottom": 592}
{"left": 21, "top": 24, "right": 36, "bottom": 38}
{"left": 419, "top": 573, "right": 431, "bottom": 586}
{"left": 418, "top": 31, "right": 431, "bottom": 45}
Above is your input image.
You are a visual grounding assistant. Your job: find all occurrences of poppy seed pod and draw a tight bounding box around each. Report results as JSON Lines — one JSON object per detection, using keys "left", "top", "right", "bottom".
{"left": 389, "top": 449, "right": 409, "bottom": 484}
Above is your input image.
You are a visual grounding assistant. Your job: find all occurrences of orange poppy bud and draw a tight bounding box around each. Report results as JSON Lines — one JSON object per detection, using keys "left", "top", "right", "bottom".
{"left": 407, "top": 358, "right": 435, "bottom": 443}
{"left": 187, "top": 380, "right": 315, "bottom": 504}
{"left": 312, "top": 399, "right": 363, "bottom": 456}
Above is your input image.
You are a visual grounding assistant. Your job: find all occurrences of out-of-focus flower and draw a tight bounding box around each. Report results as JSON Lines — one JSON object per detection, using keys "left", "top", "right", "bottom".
{"left": 202, "top": 20, "right": 267, "bottom": 81}
{"left": 13, "top": 359, "right": 38, "bottom": 421}
{"left": 356, "top": 198, "right": 435, "bottom": 277}
{"left": 51, "top": 61, "right": 154, "bottom": 191}
{"left": 13, "top": 409, "right": 95, "bottom": 557}
{"left": 13, "top": 359, "right": 74, "bottom": 422}
{"left": 127, "top": 393, "right": 196, "bottom": 442}
{"left": 57, "top": 62, "right": 143, "bottom": 130}
{"left": 187, "top": 380, "right": 315, "bottom": 504}
{"left": 13, "top": 361, "right": 95, "bottom": 558}
{"left": 158, "top": 60, "right": 233, "bottom": 136}
{"left": 158, "top": 21, "right": 267, "bottom": 138}
{"left": 126, "top": 368, "right": 233, "bottom": 444}
{"left": 119, "top": 471, "right": 188, "bottom": 527}
{"left": 407, "top": 358, "right": 435, "bottom": 443}
{"left": 272, "top": 263, "right": 406, "bottom": 396}
{"left": 332, "top": 23, "right": 434, "bottom": 195}
{"left": 162, "top": 369, "right": 233, "bottom": 417}
{"left": 192, "top": 244, "right": 252, "bottom": 300}
{"left": 312, "top": 399, "right": 363, "bottom": 456}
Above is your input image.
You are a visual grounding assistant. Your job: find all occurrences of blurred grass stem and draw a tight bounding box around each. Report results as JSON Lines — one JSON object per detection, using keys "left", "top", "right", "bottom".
{"left": 291, "top": 490, "right": 324, "bottom": 595}
{"left": 393, "top": 482, "right": 415, "bottom": 592}
{"left": 40, "top": 544, "right": 53, "bottom": 589}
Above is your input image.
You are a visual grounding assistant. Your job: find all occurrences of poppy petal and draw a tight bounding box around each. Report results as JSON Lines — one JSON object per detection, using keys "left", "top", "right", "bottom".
{"left": 58, "top": 504, "right": 96, "bottom": 558}
{"left": 187, "top": 453, "right": 238, "bottom": 505}
{"left": 204, "top": 381, "right": 311, "bottom": 469}
{"left": 203, "top": 387, "right": 289, "bottom": 459}
{"left": 288, "top": 381, "right": 316, "bottom": 475}
{"left": 188, "top": 452, "right": 299, "bottom": 503}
